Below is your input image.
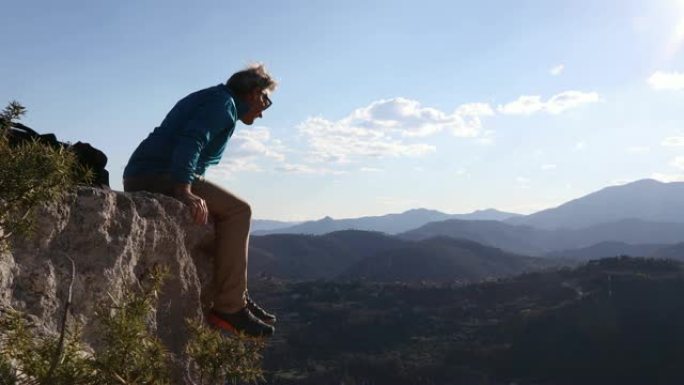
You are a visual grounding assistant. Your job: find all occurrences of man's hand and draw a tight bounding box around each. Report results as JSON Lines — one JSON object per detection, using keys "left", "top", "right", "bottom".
{"left": 173, "top": 183, "right": 208, "bottom": 225}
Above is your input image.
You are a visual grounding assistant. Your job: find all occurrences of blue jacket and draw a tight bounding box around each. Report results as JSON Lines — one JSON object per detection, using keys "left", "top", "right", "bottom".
{"left": 124, "top": 84, "right": 246, "bottom": 183}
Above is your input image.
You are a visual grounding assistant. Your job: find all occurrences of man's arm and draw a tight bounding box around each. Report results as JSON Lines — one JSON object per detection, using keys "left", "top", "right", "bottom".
{"left": 169, "top": 97, "right": 234, "bottom": 184}
{"left": 169, "top": 97, "right": 234, "bottom": 224}
{"left": 173, "top": 183, "right": 208, "bottom": 225}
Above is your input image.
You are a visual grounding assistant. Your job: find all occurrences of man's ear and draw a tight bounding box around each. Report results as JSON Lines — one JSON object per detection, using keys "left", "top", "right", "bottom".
{"left": 248, "top": 88, "right": 261, "bottom": 100}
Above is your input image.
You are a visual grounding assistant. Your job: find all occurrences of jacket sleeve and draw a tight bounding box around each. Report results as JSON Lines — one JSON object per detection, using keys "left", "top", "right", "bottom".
{"left": 169, "top": 98, "right": 234, "bottom": 183}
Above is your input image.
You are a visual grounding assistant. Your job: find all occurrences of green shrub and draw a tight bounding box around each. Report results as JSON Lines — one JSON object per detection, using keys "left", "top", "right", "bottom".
{"left": 0, "top": 102, "right": 265, "bottom": 384}
{"left": 0, "top": 264, "right": 266, "bottom": 385}
{"left": 0, "top": 308, "right": 93, "bottom": 385}
{"left": 0, "top": 101, "right": 92, "bottom": 249}
{"left": 185, "top": 319, "right": 265, "bottom": 385}
{"left": 89, "top": 265, "right": 172, "bottom": 385}
{"left": 0, "top": 351, "right": 17, "bottom": 385}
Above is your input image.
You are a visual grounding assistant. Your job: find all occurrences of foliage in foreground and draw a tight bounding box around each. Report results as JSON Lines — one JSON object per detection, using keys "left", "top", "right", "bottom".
{"left": 0, "top": 101, "right": 264, "bottom": 383}
{"left": 186, "top": 319, "right": 265, "bottom": 385}
{"left": 0, "top": 265, "right": 265, "bottom": 385}
{"left": 0, "top": 101, "right": 92, "bottom": 249}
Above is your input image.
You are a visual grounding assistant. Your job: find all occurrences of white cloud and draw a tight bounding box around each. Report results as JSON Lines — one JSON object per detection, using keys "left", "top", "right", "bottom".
{"left": 276, "top": 163, "right": 346, "bottom": 175}
{"left": 344, "top": 98, "right": 493, "bottom": 138}
{"left": 205, "top": 126, "right": 288, "bottom": 178}
{"left": 647, "top": 71, "right": 684, "bottom": 90}
{"left": 626, "top": 146, "right": 651, "bottom": 154}
{"left": 610, "top": 178, "right": 634, "bottom": 186}
{"left": 298, "top": 116, "right": 436, "bottom": 163}
{"left": 455, "top": 102, "right": 495, "bottom": 118}
{"left": 475, "top": 130, "right": 495, "bottom": 145}
{"left": 298, "top": 98, "right": 493, "bottom": 163}
{"left": 516, "top": 176, "right": 531, "bottom": 189}
{"left": 376, "top": 196, "right": 424, "bottom": 208}
{"left": 650, "top": 155, "right": 684, "bottom": 182}
{"left": 205, "top": 158, "right": 262, "bottom": 180}
{"left": 662, "top": 136, "right": 684, "bottom": 146}
{"left": 652, "top": 172, "right": 684, "bottom": 182}
{"left": 498, "top": 95, "right": 544, "bottom": 115}
{"left": 498, "top": 91, "right": 600, "bottom": 115}
{"left": 360, "top": 167, "right": 384, "bottom": 173}
{"left": 550, "top": 64, "right": 565, "bottom": 76}
{"left": 230, "top": 126, "right": 286, "bottom": 161}
{"left": 541, "top": 163, "right": 557, "bottom": 170}
{"left": 666, "top": 12, "right": 684, "bottom": 58}
{"left": 671, "top": 156, "right": 684, "bottom": 170}
{"left": 573, "top": 141, "right": 587, "bottom": 151}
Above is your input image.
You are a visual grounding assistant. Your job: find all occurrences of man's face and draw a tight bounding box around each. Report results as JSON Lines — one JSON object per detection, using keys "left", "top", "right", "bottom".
{"left": 239, "top": 89, "right": 271, "bottom": 125}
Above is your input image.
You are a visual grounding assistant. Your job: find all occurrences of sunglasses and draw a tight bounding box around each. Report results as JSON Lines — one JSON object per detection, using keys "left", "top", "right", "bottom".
{"left": 262, "top": 93, "right": 272, "bottom": 111}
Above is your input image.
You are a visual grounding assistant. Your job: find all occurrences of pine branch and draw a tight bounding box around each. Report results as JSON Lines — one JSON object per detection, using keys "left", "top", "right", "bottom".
{"left": 44, "top": 257, "right": 76, "bottom": 384}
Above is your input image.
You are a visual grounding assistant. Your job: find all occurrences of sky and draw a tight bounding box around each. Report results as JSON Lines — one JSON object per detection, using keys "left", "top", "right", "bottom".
{"left": 2, "top": 0, "right": 684, "bottom": 221}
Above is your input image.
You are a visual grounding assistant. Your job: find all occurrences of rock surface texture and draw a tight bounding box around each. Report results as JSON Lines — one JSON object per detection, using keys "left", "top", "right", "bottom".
{"left": 0, "top": 187, "right": 215, "bottom": 381}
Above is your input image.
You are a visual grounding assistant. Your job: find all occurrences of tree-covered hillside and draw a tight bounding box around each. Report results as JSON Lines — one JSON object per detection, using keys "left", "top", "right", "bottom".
{"left": 252, "top": 257, "right": 684, "bottom": 385}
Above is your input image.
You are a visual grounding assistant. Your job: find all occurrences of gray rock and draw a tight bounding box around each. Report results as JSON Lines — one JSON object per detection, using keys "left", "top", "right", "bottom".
{"left": 1, "top": 187, "right": 216, "bottom": 382}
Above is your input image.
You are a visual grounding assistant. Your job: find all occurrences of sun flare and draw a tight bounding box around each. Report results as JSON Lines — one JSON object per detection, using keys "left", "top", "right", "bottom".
{"left": 666, "top": 0, "right": 684, "bottom": 56}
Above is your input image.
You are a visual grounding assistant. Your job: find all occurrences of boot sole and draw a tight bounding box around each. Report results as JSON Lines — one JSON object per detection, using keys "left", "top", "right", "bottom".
{"left": 207, "top": 312, "right": 274, "bottom": 338}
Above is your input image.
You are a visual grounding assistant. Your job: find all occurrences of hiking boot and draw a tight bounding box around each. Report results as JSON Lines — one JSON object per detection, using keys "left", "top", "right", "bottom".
{"left": 208, "top": 308, "right": 275, "bottom": 338}
{"left": 246, "top": 294, "right": 277, "bottom": 325}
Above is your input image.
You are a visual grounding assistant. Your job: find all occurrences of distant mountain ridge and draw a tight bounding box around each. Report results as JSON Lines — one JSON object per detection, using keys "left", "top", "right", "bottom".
{"left": 251, "top": 219, "right": 302, "bottom": 232}
{"left": 253, "top": 179, "right": 684, "bottom": 237}
{"left": 249, "top": 230, "right": 410, "bottom": 280}
{"left": 545, "top": 241, "right": 667, "bottom": 260}
{"left": 652, "top": 242, "right": 684, "bottom": 260}
{"left": 248, "top": 230, "right": 559, "bottom": 281}
{"left": 251, "top": 208, "right": 521, "bottom": 236}
{"left": 506, "top": 179, "right": 684, "bottom": 229}
{"left": 339, "top": 236, "right": 560, "bottom": 283}
{"left": 401, "top": 218, "right": 684, "bottom": 256}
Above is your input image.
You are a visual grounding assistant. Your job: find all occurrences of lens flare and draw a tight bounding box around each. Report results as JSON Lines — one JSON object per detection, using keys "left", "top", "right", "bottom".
{"left": 666, "top": 0, "right": 684, "bottom": 56}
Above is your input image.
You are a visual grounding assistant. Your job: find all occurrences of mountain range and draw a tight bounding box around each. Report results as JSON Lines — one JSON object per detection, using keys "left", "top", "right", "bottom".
{"left": 247, "top": 179, "right": 684, "bottom": 283}
{"left": 505, "top": 178, "right": 684, "bottom": 229}
{"left": 249, "top": 230, "right": 568, "bottom": 282}
{"left": 253, "top": 179, "right": 684, "bottom": 237}
{"left": 251, "top": 208, "right": 520, "bottom": 235}
{"left": 338, "top": 236, "right": 561, "bottom": 282}
{"left": 401, "top": 217, "right": 684, "bottom": 256}
{"left": 544, "top": 241, "right": 667, "bottom": 260}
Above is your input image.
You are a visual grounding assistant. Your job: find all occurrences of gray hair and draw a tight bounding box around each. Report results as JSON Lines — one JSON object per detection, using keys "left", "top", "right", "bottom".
{"left": 226, "top": 63, "right": 277, "bottom": 96}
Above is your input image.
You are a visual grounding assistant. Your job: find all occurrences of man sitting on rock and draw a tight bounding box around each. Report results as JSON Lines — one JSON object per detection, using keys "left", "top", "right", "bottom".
{"left": 123, "top": 64, "right": 277, "bottom": 337}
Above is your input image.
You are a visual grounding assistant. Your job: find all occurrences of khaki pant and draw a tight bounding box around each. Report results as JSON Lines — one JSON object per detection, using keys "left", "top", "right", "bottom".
{"left": 124, "top": 175, "right": 250, "bottom": 313}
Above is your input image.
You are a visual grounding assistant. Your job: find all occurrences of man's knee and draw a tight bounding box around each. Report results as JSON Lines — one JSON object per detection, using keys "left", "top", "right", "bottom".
{"left": 211, "top": 198, "right": 251, "bottom": 222}
{"left": 238, "top": 200, "right": 252, "bottom": 219}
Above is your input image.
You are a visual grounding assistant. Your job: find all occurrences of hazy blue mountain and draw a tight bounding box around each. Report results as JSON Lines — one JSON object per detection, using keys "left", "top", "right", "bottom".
{"left": 651, "top": 242, "right": 684, "bottom": 261}
{"left": 251, "top": 219, "right": 302, "bottom": 232}
{"left": 506, "top": 179, "right": 684, "bottom": 230}
{"left": 400, "top": 219, "right": 546, "bottom": 255}
{"left": 401, "top": 218, "right": 684, "bottom": 256}
{"left": 251, "top": 208, "right": 521, "bottom": 236}
{"left": 249, "top": 230, "right": 411, "bottom": 280}
{"left": 339, "top": 236, "right": 561, "bottom": 283}
{"left": 451, "top": 208, "right": 523, "bottom": 221}
{"left": 544, "top": 241, "right": 666, "bottom": 260}
{"left": 247, "top": 230, "right": 559, "bottom": 281}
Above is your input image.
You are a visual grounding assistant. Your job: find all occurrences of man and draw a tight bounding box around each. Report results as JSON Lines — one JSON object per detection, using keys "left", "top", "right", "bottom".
{"left": 123, "top": 64, "right": 277, "bottom": 337}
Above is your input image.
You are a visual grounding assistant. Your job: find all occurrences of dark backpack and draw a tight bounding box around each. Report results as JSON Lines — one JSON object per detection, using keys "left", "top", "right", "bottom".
{"left": 7, "top": 122, "right": 110, "bottom": 188}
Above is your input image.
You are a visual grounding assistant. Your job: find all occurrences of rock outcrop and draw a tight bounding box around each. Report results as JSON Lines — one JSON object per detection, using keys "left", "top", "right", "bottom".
{"left": 1, "top": 187, "right": 216, "bottom": 380}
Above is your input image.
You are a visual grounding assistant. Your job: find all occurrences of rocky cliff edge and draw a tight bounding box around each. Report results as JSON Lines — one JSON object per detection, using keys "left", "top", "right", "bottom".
{"left": 0, "top": 187, "right": 216, "bottom": 374}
